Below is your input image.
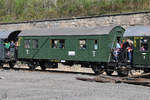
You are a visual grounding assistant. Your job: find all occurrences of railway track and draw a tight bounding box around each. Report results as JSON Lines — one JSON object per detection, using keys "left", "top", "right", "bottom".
{"left": 76, "top": 73, "right": 150, "bottom": 87}
{"left": 0, "top": 65, "right": 95, "bottom": 75}
{"left": 1, "top": 64, "right": 150, "bottom": 87}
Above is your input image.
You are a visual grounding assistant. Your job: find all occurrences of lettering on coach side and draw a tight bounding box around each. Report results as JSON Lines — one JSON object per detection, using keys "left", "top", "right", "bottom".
{"left": 68, "top": 51, "right": 75, "bottom": 56}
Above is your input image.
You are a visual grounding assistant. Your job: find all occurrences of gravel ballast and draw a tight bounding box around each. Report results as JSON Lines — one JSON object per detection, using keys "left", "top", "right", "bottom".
{"left": 0, "top": 69, "right": 149, "bottom": 100}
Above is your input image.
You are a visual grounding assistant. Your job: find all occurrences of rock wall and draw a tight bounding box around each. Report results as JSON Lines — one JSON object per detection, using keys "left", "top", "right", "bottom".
{"left": 0, "top": 12, "right": 150, "bottom": 30}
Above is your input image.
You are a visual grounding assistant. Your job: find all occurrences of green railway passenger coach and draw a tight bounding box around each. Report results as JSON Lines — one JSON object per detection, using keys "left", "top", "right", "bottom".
{"left": 18, "top": 26, "right": 125, "bottom": 73}
{"left": 124, "top": 26, "right": 150, "bottom": 72}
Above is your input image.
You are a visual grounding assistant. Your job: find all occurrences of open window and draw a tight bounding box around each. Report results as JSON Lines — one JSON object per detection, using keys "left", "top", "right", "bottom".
{"left": 24, "top": 40, "right": 30, "bottom": 48}
{"left": 140, "top": 39, "right": 148, "bottom": 52}
{"left": 59, "top": 40, "right": 65, "bottom": 48}
{"left": 116, "top": 37, "right": 121, "bottom": 49}
{"left": 33, "top": 39, "right": 38, "bottom": 48}
{"left": 117, "top": 37, "right": 121, "bottom": 42}
{"left": 94, "top": 40, "right": 98, "bottom": 50}
{"left": 51, "top": 39, "right": 65, "bottom": 49}
{"left": 51, "top": 40, "right": 57, "bottom": 48}
{"left": 79, "top": 40, "right": 87, "bottom": 49}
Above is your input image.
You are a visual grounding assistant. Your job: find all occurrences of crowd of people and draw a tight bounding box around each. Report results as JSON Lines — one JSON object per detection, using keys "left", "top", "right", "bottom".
{"left": 4, "top": 40, "right": 18, "bottom": 58}
{"left": 113, "top": 39, "right": 133, "bottom": 63}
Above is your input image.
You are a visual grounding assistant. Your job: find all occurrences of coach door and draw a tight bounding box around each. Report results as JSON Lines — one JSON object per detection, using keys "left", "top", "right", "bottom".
{"left": 133, "top": 37, "right": 150, "bottom": 65}
{"left": 88, "top": 39, "right": 99, "bottom": 60}
{"left": 30, "top": 39, "right": 39, "bottom": 59}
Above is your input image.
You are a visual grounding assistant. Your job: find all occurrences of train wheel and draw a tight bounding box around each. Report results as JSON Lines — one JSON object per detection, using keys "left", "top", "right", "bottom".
{"left": 9, "top": 61, "right": 16, "bottom": 68}
{"left": 40, "top": 64, "right": 46, "bottom": 71}
{"left": 144, "top": 68, "right": 150, "bottom": 73}
{"left": 105, "top": 66, "right": 114, "bottom": 76}
{"left": 28, "top": 64, "right": 36, "bottom": 71}
{"left": 117, "top": 70, "right": 129, "bottom": 77}
{"left": 117, "top": 64, "right": 129, "bottom": 77}
{"left": 0, "top": 63, "right": 3, "bottom": 68}
{"left": 91, "top": 65, "right": 104, "bottom": 75}
{"left": 105, "top": 69, "right": 114, "bottom": 76}
{"left": 0, "top": 61, "right": 3, "bottom": 68}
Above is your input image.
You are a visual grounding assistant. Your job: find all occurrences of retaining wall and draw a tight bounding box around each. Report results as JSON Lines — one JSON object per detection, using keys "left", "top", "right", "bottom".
{"left": 0, "top": 12, "right": 150, "bottom": 30}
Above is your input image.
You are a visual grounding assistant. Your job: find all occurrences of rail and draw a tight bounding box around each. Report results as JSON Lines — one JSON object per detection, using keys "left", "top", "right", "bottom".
{"left": 76, "top": 73, "right": 150, "bottom": 87}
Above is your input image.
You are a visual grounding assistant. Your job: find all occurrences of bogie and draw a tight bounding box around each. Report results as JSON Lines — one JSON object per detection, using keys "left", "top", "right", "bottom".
{"left": 144, "top": 68, "right": 150, "bottom": 73}
{"left": 105, "top": 69, "right": 114, "bottom": 76}
{"left": 117, "top": 65, "right": 129, "bottom": 77}
{"left": 9, "top": 61, "right": 16, "bottom": 68}
{"left": 28, "top": 63, "right": 36, "bottom": 70}
{"left": 0, "top": 62, "right": 3, "bottom": 68}
{"left": 40, "top": 61, "right": 58, "bottom": 71}
{"left": 91, "top": 64, "right": 104, "bottom": 75}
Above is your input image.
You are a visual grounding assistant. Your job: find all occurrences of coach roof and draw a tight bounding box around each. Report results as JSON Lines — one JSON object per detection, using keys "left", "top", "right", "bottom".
{"left": 124, "top": 26, "right": 150, "bottom": 37}
{"left": 19, "top": 26, "right": 123, "bottom": 36}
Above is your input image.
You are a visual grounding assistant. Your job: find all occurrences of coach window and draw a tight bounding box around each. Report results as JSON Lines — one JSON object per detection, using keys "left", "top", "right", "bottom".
{"left": 79, "top": 40, "right": 87, "bottom": 49}
{"left": 94, "top": 40, "right": 98, "bottom": 50}
{"left": 51, "top": 40, "right": 58, "bottom": 48}
{"left": 51, "top": 39, "right": 65, "bottom": 49}
{"left": 24, "top": 40, "right": 30, "bottom": 48}
{"left": 59, "top": 40, "right": 65, "bottom": 48}
{"left": 140, "top": 39, "right": 148, "bottom": 52}
{"left": 33, "top": 39, "right": 38, "bottom": 48}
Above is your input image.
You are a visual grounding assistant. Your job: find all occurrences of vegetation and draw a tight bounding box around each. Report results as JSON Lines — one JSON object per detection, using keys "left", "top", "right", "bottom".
{"left": 0, "top": 0, "right": 150, "bottom": 22}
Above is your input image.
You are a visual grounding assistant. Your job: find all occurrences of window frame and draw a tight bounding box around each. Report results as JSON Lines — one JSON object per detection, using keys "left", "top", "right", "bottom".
{"left": 139, "top": 39, "right": 148, "bottom": 52}
{"left": 32, "top": 39, "right": 39, "bottom": 49}
{"left": 79, "top": 39, "right": 87, "bottom": 50}
{"left": 24, "top": 39, "right": 31, "bottom": 49}
{"left": 50, "top": 39, "right": 65, "bottom": 49}
{"left": 94, "top": 40, "right": 98, "bottom": 50}
{"left": 59, "top": 39, "right": 65, "bottom": 49}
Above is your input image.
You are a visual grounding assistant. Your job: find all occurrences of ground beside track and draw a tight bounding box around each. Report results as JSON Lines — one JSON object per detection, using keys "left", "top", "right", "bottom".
{"left": 6, "top": 64, "right": 94, "bottom": 74}
{"left": 0, "top": 68, "right": 149, "bottom": 100}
